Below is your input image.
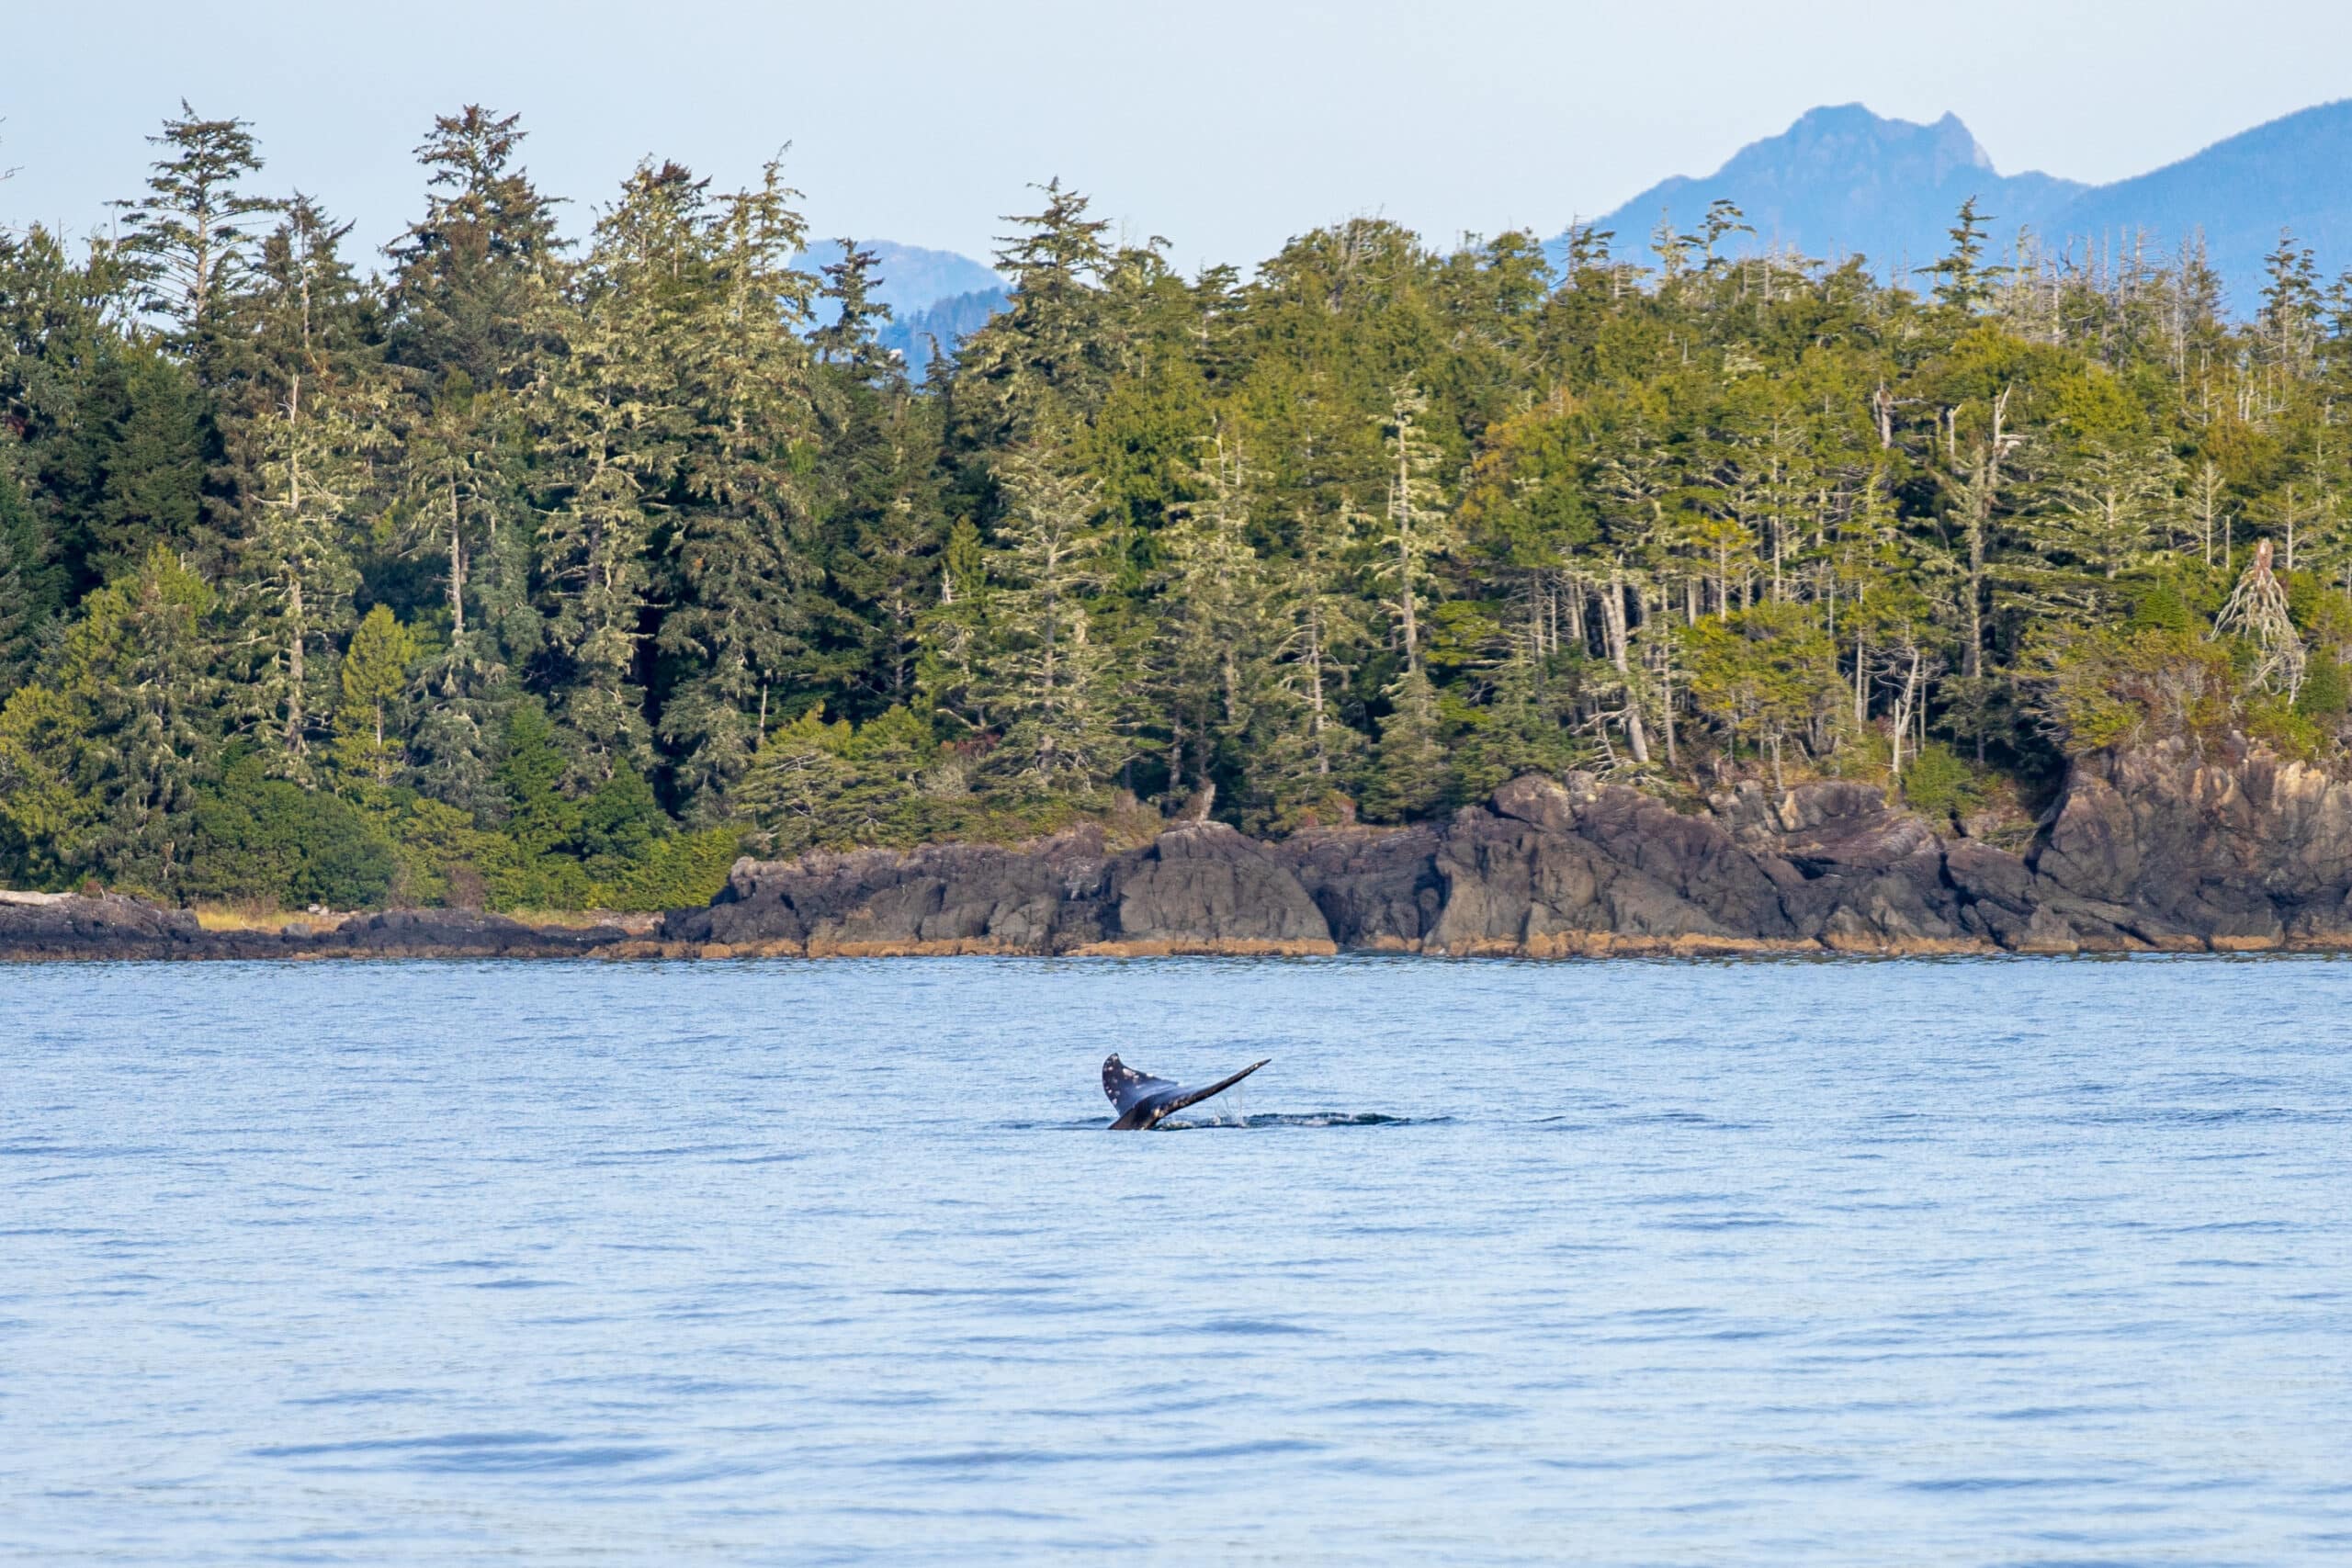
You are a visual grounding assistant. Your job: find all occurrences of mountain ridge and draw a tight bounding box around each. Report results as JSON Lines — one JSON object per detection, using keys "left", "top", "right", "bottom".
{"left": 2046, "top": 98, "right": 2352, "bottom": 304}
{"left": 1574, "top": 98, "right": 2352, "bottom": 310}
{"left": 812, "top": 98, "right": 2352, "bottom": 354}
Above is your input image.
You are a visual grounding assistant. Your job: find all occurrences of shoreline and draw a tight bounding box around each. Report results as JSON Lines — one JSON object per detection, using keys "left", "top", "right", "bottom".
{"left": 11, "top": 896, "right": 2352, "bottom": 964}
{"left": 22, "top": 741, "right": 2352, "bottom": 964}
{"left": 15, "top": 938, "right": 2352, "bottom": 964}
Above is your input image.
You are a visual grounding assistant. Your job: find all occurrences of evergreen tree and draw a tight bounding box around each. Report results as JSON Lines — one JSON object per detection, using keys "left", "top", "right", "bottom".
{"left": 732, "top": 705, "right": 854, "bottom": 851}
{"left": 651, "top": 160, "right": 822, "bottom": 810}
{"left": 494, "top": 700, "right": 583, "bottom": 860}
{"left": 0, "top": 525, "right": 28, "bottom": 694}
{"left": 114, "top": 102, "right": 277, "bottom": 378}
{"left": 0, "top": 457, "right": 47, "bottom": 693}
{"left": 92, "top": 349, "right": 212, "bottom": 574}
{"left": 1, "top": 225, "right": 143, "bottom": 604}
{"left": 1147, "top": 436, "right": 1273, "bottom": 809}
{"left": 0, "top": 546, "right": 220, "bottom": 890}
{"left": 915, "top": 516, "right": 991, "bottom": 732}
{"left": 812, "top": 239, "right": 895, "bottom": 377}
{"left": 955, "top": 180, "right": 1114, "bottom": 444}
{"left": 2013, "top": 436, "right": 2181, "bottom": 613}
{"left": 978, "top": 439, "right": 1121, "bottom": 793}
{"left": 333, "top": 605, "right": 417, "bottom": 785}
{"left": 811, "top": 238, "right": 944, "bottom": 710}
{"left": 230, "top": 200, "right": 384, "bottom": 774}
{"left": 396, "top": 374, "right": 520, "bottom": 813}
{"left": 381, "top": 108, "right": 567, "bottom": 808}
{"left": 236, "top": 375, "right": 365, "bottom": 772}
{"left": 1253, "top": 495, "right": 1367, "bottom": 820}
{"left": 1373, "top": 384, "right": 1449, "bottom": 671}
{"left": 1922, "top": 197, "right": 2001, "bottom": 318}
{"left": 384, "top": 107, "right": 566, "bottom": 392}
{"left": 536, "top": 164, "right": 689, "bottom": 776}
{"left": 1366, "top": 664, "right": 1448, "bottom": 819}
{"left": 2258, "top": 231, "right": 2322, "bottom": 375}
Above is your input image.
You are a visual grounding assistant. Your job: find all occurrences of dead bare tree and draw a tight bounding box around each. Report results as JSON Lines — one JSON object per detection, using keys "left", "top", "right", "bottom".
{"left": 2215, "top": 537, "right": 2306, "bottom": 698}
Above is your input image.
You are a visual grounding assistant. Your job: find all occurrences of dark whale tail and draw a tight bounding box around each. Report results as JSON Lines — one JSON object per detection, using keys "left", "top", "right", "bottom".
{"left": 1102, "top": 1054, "right": 1271, "bottom": 1131}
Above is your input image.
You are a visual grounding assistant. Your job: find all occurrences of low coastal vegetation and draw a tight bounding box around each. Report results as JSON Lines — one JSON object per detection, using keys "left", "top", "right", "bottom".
{"left": 6, "top": 107, "right": 2352, "bottom": 911}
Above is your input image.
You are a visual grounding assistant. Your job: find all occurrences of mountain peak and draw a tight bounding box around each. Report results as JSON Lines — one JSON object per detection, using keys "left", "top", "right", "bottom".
{"left": 1582, "top": 104, "right": 2073, "bottom": 265}
{"left": 1770, "top": 104, "right": 1995, "bottom": 174}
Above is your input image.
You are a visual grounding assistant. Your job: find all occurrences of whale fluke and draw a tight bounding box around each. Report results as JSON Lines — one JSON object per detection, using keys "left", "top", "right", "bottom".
{"left": 1102, "top": 1054, "right": 1271, "bottom": 1130}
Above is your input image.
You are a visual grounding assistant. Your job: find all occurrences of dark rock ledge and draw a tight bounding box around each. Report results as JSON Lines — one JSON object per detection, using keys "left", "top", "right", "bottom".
{"left": 0, "top": 894, "right": 628, "bottom": 963}
{"left": 638, "top": 739, "right": 2352, "bottom": 958}
{"left": 14, "top": 739, "right": 2352, "bottom": 961}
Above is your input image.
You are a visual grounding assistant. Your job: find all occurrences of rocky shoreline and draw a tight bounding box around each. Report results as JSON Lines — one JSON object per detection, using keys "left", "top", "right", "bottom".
{"left": 12, "top": 738, "right": 2352, "bottom": 962}
{"left": 0, "top": 893, "right": 639, "bottom": 962}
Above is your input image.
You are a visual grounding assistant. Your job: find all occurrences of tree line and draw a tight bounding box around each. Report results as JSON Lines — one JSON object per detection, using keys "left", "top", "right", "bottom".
{"left": 6, "top": 108, "right": 2352, "bottom": 909}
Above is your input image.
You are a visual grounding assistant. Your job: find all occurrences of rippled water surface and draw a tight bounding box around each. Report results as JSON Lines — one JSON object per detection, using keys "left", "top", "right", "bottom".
{"left": 3, "top": 956, "right": 2348, "bottom": 1564}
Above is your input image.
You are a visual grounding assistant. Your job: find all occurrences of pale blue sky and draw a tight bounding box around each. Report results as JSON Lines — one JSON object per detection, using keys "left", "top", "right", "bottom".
{"left": 7, "top": 0, "right": 2351, "bottom": 274}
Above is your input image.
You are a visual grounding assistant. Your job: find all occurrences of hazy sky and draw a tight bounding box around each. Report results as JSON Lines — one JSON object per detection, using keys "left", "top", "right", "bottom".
{"left": 6, "top": 0, "right": 2351, "bottom": 276}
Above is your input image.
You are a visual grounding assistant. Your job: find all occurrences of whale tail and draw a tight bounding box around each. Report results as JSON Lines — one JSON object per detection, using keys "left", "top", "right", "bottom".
{"left": 1102, "top": 1054, "right": 1270, "bottom": 1130}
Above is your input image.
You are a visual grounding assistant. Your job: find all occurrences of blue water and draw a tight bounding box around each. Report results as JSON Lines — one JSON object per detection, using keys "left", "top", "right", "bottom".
{"left": 2, "top": 957, "right": 2347, "bottom": 1564}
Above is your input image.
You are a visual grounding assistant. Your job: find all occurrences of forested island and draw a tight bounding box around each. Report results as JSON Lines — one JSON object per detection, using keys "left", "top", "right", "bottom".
{"left": 6, "top": 106, "right": 2352, "bottom": 947}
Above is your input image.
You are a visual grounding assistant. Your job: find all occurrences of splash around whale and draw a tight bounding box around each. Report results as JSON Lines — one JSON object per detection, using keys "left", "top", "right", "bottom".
{"left": 1102, "top": 1055, "right": 1271, "bottom": 1130}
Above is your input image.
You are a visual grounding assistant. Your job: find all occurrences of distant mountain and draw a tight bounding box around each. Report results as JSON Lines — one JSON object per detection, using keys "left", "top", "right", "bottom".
{"left": 1569, "top": 99, "right": 2352, "bottom": 311}
{"left": 2045, "top": 100, "right": 2352, "bottom": 310}
{"left": 878, "top": 286, "right": 1010, "bottom": 381}
{"left": 1578, "top": 104, "right": 2086, "bottom": 276}
{"left": 794, "top": 240, "right": 1006, "bottom": 379}
{"left": 796, "top": 239, "right": 1002, "bottom": 321}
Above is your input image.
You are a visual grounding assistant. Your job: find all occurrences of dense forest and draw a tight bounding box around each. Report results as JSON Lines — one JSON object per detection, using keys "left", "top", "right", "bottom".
{"left": 5, "top": 106, "right": 2352, "bottom": 911}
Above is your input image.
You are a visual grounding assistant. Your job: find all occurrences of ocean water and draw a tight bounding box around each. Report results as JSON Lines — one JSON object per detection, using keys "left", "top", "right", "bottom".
{"left": 2, "top": 956, "right": 2346, "bottom": 1565}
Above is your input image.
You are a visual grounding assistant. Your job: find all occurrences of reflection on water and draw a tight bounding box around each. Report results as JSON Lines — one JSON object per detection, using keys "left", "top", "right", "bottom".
{"left": 3, "top": 955, "right": 2348, "bottom": 1563}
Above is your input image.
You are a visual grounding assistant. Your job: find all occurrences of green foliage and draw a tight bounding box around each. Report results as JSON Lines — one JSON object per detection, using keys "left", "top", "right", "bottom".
{"left": 1449, "top": 650, "right": 1582, "bottom": 798}
{"left": 493, "top": 701, "right": 582, "bottom": 859}
{"left": 383, "top": 795, "right": 487, "bottom": 908}
{"left": 2247, "top": 697, "right": 2330, "bottom": 763}
{"left": 91, "top": 351, "right": 211, "bottom": 574}
{"left": 1366, "top": 666, "right": 1449, "bottom": 820}
{"left": 1680, "top": 603, "right": 1841, "bottom": 758}
{"left": 968, "top": 440, "right": 1125, "bottom": 795}
{"left": 2295, "top": 650, "right": 2349, "bottom": 724}
{"left": 116, "top": 100, "right": 277, "bottom": 367}
{"left": 0, "top": 515, "right": 33, "bottom": 693}
{"left": 1458, "top": 395, "right": 1600, "bottom": 570}
{"left": 0, "top": 545, "right": 221, "bottom": 893}
{"left": 2127, "top": 581, "right": 2196, "bottom": 635}
{"left": 0, "top": 684, "right": 98, "bottom": 888}
{"left": 1899, "top": 743, "right": 1983, "bottom": 821}
{"left": 186, "top": 751, "right": 396, "bottom": 908}
{"left": 735, "top": 705, "right": 944, "bottom": 855}
{"left": 577, "top": 768, "right": 667, "bottom": 863}
{"left": 590, "top": 828, "right": 740, "bottom": 911}
{"left": 2023, "top": 626, "right": 2236, "bottom": 753}
{"left": 333, "top": 606, "right": 417, "bottom": 784}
